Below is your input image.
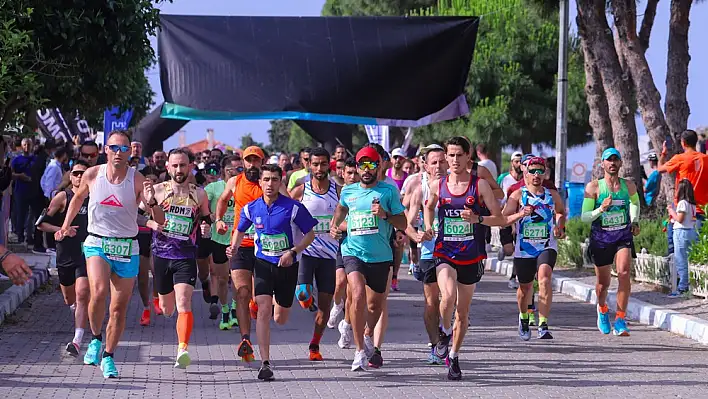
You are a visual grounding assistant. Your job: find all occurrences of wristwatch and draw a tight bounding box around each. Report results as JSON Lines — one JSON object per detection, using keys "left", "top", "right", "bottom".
{"left": 478, "top": 215, "right": 484, "bottom": 224}
{"left": 215, "top": 218, "right": 224, "bottom": 223}
{"left": 288, "top": 249, "right": 298, "bottom": 257}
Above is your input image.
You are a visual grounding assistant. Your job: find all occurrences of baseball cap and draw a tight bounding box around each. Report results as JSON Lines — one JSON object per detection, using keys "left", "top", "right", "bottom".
{"left": 391, "top": 148, "right": 406, "bottom": 158}
{"left": 511, "top": 151, "right": 523, "bottom": 160}
{"left": 526, "top": 157, "right": 546, "bottom": 167}
{"left": 418, "top": 144, "right": 444, "bottom": 156}
{"left": 204, "top": 161, "right": 220, "bottom": 174}
{"left": 647, "top": 153, "right": 658, "bottom": 161}
{"left": 268, "top": 155, "right": 278, "bottom": 165}
{"left": 521, "top": 153, "right": 536, "bottom": 165}
{"left": 243, "top": 146, "right": 265, "bottom": 160}
{"left": 602, "top": 147, "right": 621, "bottom": 161}
{"left": 356, "top": 147, "right": 381, "bottom": 162}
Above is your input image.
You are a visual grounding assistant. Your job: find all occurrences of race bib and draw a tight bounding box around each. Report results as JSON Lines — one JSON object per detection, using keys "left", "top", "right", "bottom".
{"left": 261, "top": 233, "right": 289, "bottom": 257}
{"left": 314, "top": 216, "right": 331, "bottom": 234}
{"left": 349, "top": 210, "right": 379, "bottom": 236}
{"left": 601, "top": 210, "right": 626, "bottom": 229}
{"left": 244, "top": 224, "right": 256, "bottom": 239}
{"left": 431, "top": 218, "right": 440, "bottom": 236}
{"left": 102, "top": 238, "right": 132, "bottom": 263}
{"left": 164, "top": 214, "right": 193, "bottom": 241}
{"left": 522, "top": 222, "right": 549, "bottom": 240}
{"left": 443, "top": 217, "right": 473, "bottom": 242}
{"left": 223, "top": 210, "right": 235, "bottom": 225}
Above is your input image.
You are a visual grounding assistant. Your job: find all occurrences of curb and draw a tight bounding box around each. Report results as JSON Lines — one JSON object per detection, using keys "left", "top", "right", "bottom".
{"left": 484, "top": 258, "right": 708, "bottom": 346}
{"left": 0, "top": 254, "right": 52, "bottom": 326}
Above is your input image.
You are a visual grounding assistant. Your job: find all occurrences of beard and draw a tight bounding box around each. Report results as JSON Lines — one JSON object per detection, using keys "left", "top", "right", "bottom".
{"left": 245, "top": 166, "right": 260, "bottom": 182}
{"left": 171, "top": 173, "right": 187, "bottom": 184}
{"left": 361, "top": 172, "right": 376, "bottom": 184}
{"left": 514, "top": 167, "right": 522, "bottom": 175}
{"left": 313, "top": 171, "right": 328, "bottom": 181}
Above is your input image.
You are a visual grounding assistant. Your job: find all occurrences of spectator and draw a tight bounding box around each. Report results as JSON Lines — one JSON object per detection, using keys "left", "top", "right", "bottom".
{"left": 644, "top": 153, "right": 660, "bottom": 206}
{"left": 334, "top": 144, "right": 347, "bottom": 161}
{"left": 130, "top": 141, "right": 147, "bottom": 170}
{"left": 667, "top": 179, "right": 698, "bottom": 297}
{"left": 697, "top": 130, "right": 706, "bottom": 154}
{"left": 0, "top": 137, "right": 13, "bottom": 246}
{"left": 209, "top": 148, "right": 223, "bottom": 163}
{"left": 476, "top": 143, "right": 498, "bottom": 180}
{"left": 40, "top": 147, "right": 68, "bottom": 200}
{"left": 287, "top": 147, "right": 312, "bottom": 191}
{"left": 658, "top": 129, "right": 708, "bottom": 220}
{"left": 10, "top": 138, "right": 35, "bottom": 245}
{"left": 29, "top": 139, "right": 57, "bottom": 254}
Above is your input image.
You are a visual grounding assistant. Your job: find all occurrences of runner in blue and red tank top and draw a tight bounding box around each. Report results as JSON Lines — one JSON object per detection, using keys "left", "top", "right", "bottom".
{"left": 421, "top": 137, "right": 517, "bottom": 381}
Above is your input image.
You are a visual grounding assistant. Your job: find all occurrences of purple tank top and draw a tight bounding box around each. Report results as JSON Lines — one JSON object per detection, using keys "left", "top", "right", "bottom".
{"left": 433, "top": 175, "right": 488, "bottom": 265}
{"left": 387, "top": 169, "right": 408, "bottom": 190}
{"left": 152, "top": 183, "right": 200, "bottom": 259}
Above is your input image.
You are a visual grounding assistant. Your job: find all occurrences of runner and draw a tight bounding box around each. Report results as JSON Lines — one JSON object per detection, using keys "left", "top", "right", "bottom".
{"left": 329, "top": 146, "right": 406, "bottom": 372}
{"left": 151, "top": 148, "right": 212, "bottom": 369}
{"left": 56, "top": 130, "right": 163, "bottom": 379}
{"left": 581, "top": 148, "right": 640, "bottom": 336}
{"left": 327, "top": 158, "right": 359, "bottom": 350}
{"left": 215, "top": 146, "right": 288, "bottom": 363}
{"left": 503, "top": 157, "right": 565, "bottom": 341}
{"left": 227, "top": 164, "right": 317, "bottom": 381}
{"left": 196, "top": 161, "right": 221, "bottom": 319}
{"left": 37, "top": 161, "right": 90, "bottom": 356}
{"left": 421, "top": 136, "right": 514, "bottom": 380}
{"left": 290, "top": 147, "right": 341, "bottom": 361}
{"left": 204, "top": 156, "right": 241, "bottom": 330}
{"left": 404, "top": 144, "right": 448, "bottom": 364}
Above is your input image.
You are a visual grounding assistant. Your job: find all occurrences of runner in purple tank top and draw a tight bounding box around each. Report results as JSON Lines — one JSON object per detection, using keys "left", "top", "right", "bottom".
{"left": 421, "top": 137, "right": 522, "bottom": 380}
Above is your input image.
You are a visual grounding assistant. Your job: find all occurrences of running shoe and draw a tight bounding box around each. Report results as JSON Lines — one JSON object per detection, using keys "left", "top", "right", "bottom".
{"left": 508, "top": 277, "right": 519, "bottom": 289}
{"left": 219, "top": 311, "right": 231, "bottom": 330}
{"left": 100, "top": 356, "right": 118, "bottom": 378}
{"left": 174, "top": 349, "right": 191, "bottom": 369}
{"left": 83, "top": 338, "right": 102, "bottom": 366}
{"left": 258, "top": 362, "right": 275, "bottom": 381}
{"left": 368, "top": 348, "right": 383, "bottom": 369}
{"left": 528, "top": 312, "right": 536, "bottom": 327}
{"left": 229, "top": 307, "right": 239, "bottom": 327}
{"left": 597, "top": 307, "right": 611, "bottom": 334}
{"left": 65, "top": 342, "right": 79, "bottom": 357}
{"left": 391, "top": 279, "right": 399, "bottom": 292}
{"left": 243, "top": 353, "right": 256, "bottom": 362}
{"left": 426, "top": 346, "right": 445, "bottom": 365}
{"left": 447, "top": 356, "right": 462, "bottom": 380}
{"left": 408, "top": 264, "right": 414, "bottom": 275}
{"left": 209, "top": 303, "right": 220, "bottom": 320}
{"left": 237, "top": 338, "right": 255, "bottom": 360}
{"left": 201, "top": 279, "right": 211, "bottom": 304}
{"left": 308, "top": 344, "right": 323, "bottom": 361}
{"left": 538, "top": 322, "right": 553, "bottom": 340}
{"left": 434, "top": 331, "right": 451, "bottom": 359}
{"left": 363, "top": 335, "right": 375, "bottom": 359}
{"left": 327, "top": 301, "right": 344, "bottom": 329}
{"left": 518, "top": 317, "right": 531, "bottom": 341}
{"left": 140, "top": 309, "right": 150, "bottom": 326}
{"left": 351, "top": 350, "right": 368, "bottom": 371}
{"left": 338, "top": 320, "right": 352, "bottom": 349}
{"left": 613, "top": 318, "right": 630, "bottom": 337}
{"left": 497, "top": 248, "right": 506, "bottom": 261}
{"left": 249, "top": 299, "right": 258, "bottom": 320}
{"left": 153, "top": 298, "right": 162, "bottom": 316}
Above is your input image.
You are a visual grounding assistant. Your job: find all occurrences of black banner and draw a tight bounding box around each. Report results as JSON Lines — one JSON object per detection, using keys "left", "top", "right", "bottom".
{"left": 36, "top": 109, "right": 91, "bottom": 144}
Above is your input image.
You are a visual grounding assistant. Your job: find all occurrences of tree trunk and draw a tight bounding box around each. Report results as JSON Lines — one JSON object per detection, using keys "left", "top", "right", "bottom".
{"left": 579, "top": 28, "right": 614, "bottom": 180}
{"left": 576, "top": 0, "right": 643, "bottom": 195}
{"left": 665, "top": 0, "right": 692, "bottom": 142}
{"left": 639, "top": 0, "right": 661, "bottom": 52}
{"left": 612, "top": 0, "right": 674, "bottom": 200}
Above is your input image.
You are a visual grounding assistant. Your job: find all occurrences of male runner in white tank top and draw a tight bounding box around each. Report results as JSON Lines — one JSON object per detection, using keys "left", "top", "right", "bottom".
{"left": 56, "top": 130, "right": 164, "bottom": 379}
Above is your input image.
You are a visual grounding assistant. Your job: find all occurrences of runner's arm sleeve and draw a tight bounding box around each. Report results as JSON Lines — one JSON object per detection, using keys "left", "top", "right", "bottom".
{"left": 581, "top": 198, "right": 603, "bottom": 223}
{"left": 629, "top": 192, "right": 640, "bottom": 223}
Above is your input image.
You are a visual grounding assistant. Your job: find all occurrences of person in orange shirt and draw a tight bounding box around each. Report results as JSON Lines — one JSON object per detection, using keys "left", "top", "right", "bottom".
{"left": 215, "top": 146, "right": 289, "bottom": 362}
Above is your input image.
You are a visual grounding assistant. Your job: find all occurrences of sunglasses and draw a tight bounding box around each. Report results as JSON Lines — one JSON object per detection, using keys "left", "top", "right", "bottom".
{"left": 206, "top": 168, "right": 219, "bottom": 176}
{"left": 81, "top": 152, "right": 98, "bottom": 158}
{"left": 527, "top": 168, "right": 545, "bottom": 175}
{"left": 302, "top": 157, "right": 310, "bottom": 162}
{"left": 71, "top": 170, "right": 85, "bottom": 177}
{"left": 108, "top": 145, "right": 130, "bottom": 153}
{"left": 236, "top": 166, "right": 244, "bottom": 173}
{"left": 357, "top": 161, "right": 379, "bottom": 171}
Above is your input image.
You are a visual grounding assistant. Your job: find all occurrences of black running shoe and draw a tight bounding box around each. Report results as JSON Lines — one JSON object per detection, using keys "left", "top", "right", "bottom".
{"left": 201, "top": 279, "right": 211, "bottom": 304}
{"left": 65, "top": 342, "right": 79, "bottom": 357}
{"left": 257, "top": 362, "right": 275, "bottom": 381}
{"left": 538, "top": 322, "right": 554, "bottom": 340}
{"left": 368, "top": 348, "right": 383, "bottom": 369}
{"left": 447, "top": 356, "right": 462, "bottom": 380}
{"left": 209, "top": 303, "right": 219, "bottom": 320}
{"left": 435, "top": 331, "right": 451, "bottom": 359}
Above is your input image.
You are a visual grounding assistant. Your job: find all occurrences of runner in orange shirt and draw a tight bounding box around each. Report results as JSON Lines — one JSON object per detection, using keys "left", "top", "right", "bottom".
{"left": 215, "top": 146, "right": 289, "bottom": 362}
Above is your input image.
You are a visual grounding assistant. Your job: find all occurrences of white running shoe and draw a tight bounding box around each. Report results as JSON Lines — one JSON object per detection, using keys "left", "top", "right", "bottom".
{"left": 508, "top": 277, "right": 519, "bottom": 290}
{"left": 338, "top": 319, "right": 352, "bottom": 349}
{"left": 351, "top": 350, "right": 368, "bottom": 371}
{"left": 327, "top": 301, "right": 344, "bottom": 329}
{"left": 364, "top": 335, "right": 375, "bottom": 359}
{"left": 174, "top": 349, "right": 191, "bottom": 369}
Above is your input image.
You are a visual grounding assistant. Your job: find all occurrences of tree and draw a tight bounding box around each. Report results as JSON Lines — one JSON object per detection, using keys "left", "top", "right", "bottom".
{"left": 322, "top": 0, "right": 437, "bottom": 16}
{"left": 287, "top": 124, "right": 316, "bottom": 154}
{"left": 0, "top": 0, "right": 163, "bottom": 133}
{"left": 267, "top": 120, "right": 292, "bottom": 154}
{"left": 240, "top": 133, "right": 264, "bottom": 150}
{"left": 664, "top": 0, "right": 693, "bottom": 142}
{"left": 409, "top": 0, "right": 591, "bottom": 159}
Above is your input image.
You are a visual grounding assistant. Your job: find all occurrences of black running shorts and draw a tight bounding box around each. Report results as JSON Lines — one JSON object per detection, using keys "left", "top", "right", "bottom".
{"left": 230, "top": 246, "right": 257, "bottom": 272}
{"left": 153, "top": 256, "right": 198, "bottom": 295}
{"left": 137, "top": 232, "right": 152, "bottom": 258}
{"left": 589, "top": 240, "right": 636, "bottom": 267}
{"left": 342, "top": 256, "right": 391, "bottom": 294}
{"left": 500, "top": 226, "right": 514, "bottom": 246}
{"left": 513, "top": 249, "right": 557, "bottom": 284}
{"left": 434, "top": 258, "right": 485, "bottom": 285}
{"left": 57, "top": 263, "right": 88, "bottom": 287}
{"left": 298, "top": 254, "right": 336, "bottom": 295}
{"left": 253, "top": 258, "right": 298, "bottom": 308}
{"left": 418, "top": 259, "right": 437, "bottom": 285}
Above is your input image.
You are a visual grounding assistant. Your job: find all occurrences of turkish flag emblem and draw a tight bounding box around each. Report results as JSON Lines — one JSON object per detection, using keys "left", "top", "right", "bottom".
{"left": 465, "top": 196, "right": 475, "bottom": 206}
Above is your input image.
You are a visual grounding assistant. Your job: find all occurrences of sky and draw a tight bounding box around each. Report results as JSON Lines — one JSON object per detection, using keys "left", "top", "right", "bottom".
{"left": 147, "top": 0, "right": 708, "bottom": 168}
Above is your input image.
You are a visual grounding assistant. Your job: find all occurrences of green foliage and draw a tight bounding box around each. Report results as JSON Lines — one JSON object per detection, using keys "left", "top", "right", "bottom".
{"left": 565, "top": 217, "right": 591, "bottom": 243}
{"left": 689, "top": 217, "right": 708, "bottom": 265}
{"left": 267, "top": 120, "right": 292, "bottom": 154}
{"left": 558, "top": 239, "right": 584, "bottom": 268}
{"left": 322, "top": 0, "right": 437, "bottom": 16}
{"left": 240, "top": 133, "right": 264, "bottom": 151}
{"left": 410, "top": 0, "right": 590, "bottom": 150}
{"left": 0, "top": 0, "right": 164, "bottom": 131}
{"left": 288, "top": 124, "right": 316, "bottom": 154}
{"left": 634, "top": 219, "right": 668, "bottom": 256}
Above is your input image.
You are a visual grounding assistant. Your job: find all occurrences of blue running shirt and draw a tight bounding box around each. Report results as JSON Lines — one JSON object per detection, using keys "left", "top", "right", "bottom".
{"left": 237, "top": 195, "right": 318, "bottom": 264}
{"left": 340, "top": 182, "right": 405, "bottom": 263}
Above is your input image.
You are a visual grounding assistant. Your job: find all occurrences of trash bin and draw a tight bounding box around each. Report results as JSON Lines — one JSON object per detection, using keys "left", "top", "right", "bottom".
{"left": 566, "top": 182, "right": 585, "bottom": 219}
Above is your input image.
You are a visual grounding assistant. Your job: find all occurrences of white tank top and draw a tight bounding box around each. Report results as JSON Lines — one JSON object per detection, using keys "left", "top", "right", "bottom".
{"left": 87, "top": 164, "right": 139, "bottom": 238}
{"left": 301, "top": 180, "right": 339, "bottom": 259}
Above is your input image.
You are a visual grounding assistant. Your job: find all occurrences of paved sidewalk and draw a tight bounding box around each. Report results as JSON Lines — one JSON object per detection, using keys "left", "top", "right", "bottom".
{"left": 0, "top": 271, "right": 706, "bottom": 398}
